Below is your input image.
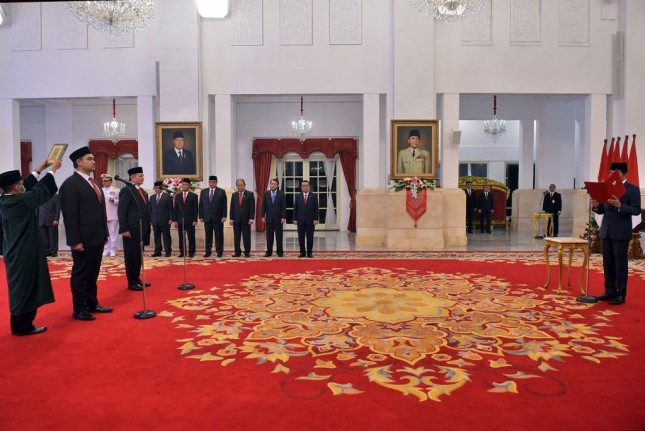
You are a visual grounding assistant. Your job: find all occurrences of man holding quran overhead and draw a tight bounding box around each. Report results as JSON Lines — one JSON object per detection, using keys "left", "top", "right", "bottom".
{"left": 589, "top": 162, "right": 641, "bottom": 305}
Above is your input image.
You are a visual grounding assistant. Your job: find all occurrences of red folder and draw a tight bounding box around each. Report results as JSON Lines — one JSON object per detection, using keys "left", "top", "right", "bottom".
{"left": 584, "top": 170, "right": 626, "bottom": 204}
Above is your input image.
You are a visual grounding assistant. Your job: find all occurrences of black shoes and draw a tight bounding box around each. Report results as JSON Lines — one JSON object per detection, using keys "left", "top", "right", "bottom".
{"left": 87, "top": 305, "right": 113, "bottom": 313}
{"left": 73, "top": 311, "right": 96, "bottom": 321}
{"left": 264, "top": 252, "right": 272, "bottom": 257}
{"left": 178, "top": 254, "right": 184, "bottom": 258}
{"left": 217, "top": 253, "right": 223, "bottom": 258}
{"left": 298, "top": 254, "right": 306, "bottom": 258}
{"left": 307, "top": 253, "right": 313, "bottom": 258}
{"left": 15, "top": 326, "right": 48, "bottom": 336}
{"left": 244, "top": 253, "right": 251, "bottom": 258}
{"left": 277, "top": 253, "right": 284, "bottom": 257}
{"left": 151, "top": 253, "right": 162, "bottom": 257}
{"left": 593, "top": 293, "right": 615, "bottom": 301}
{"left": 204, "top": 253, "right": 212, "bottom": 258}
{"left": 189, "top": 254, "right": 195, "bottom": 258}
{"left": 164, "top": 253, "right": 172, "bottom": 257}
{"left": 128, "top": 284, "right": 143, "bottom": 291}
{"left": 232, "top": 253, "right": 241, "bottom": 257}
{"left": 609, "top": 296, "right": 625, "bottom": 305}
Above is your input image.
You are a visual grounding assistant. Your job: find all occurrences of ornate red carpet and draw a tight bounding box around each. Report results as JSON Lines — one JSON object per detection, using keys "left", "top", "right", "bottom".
{"left": 0, "top": 252, "right": 644, "bottom": 430}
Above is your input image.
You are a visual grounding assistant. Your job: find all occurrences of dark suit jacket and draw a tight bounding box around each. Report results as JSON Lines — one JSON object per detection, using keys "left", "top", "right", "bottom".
{"left": 162, "top": 148, "right": 196, "bottom": 176}
{"left": 477, "top": 191, "right": 494, "bottom": 214}
{"left": 542, "top": 192, "right": 562, "bottom": 214}
{"left": 464, "top": 188, "right": 477, "bottom": 212}
{"left": 149, "top": 192, "right": 173, "bottom": 226}
{"left": 39, "top": 193, "right": 60, "bottom": 227}
{"left": 293, "top": 192, "right": 319, "bottom": 225}
{"left": 174, "top": 191, "right": 199, "bottom": 224}
{"left": 229, "top": 190, "right": 255, "bottom": 224}
{"left": 59, "top": 172, "right": 108, "bottom": 247}
{"left": 118, "top": 186, "right": 151, "bottom": 243}
{"left": 261, "top": 190, "right": 287, "bottom": 224}
{"left": 595, "top": 181, "right": 641, "bottom": 241}
{"left": 199, "top": 187, "right": 227, "bottom": 223}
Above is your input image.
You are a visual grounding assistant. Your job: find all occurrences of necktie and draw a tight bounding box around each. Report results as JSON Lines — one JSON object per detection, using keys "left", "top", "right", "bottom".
{"left": 209, "top": 189, "right": 214, "bottom": 203}
{"left": 178, "top": 151, "right": 183, "bottom": 164}
{"left": 271, "top": 191, "right": 276, "bottom": 204}
{"left": 238, "top": 192, "right": 243, "bottom": 205}
{"left": 137, "top": 187, "right": 148, "bottom": 205}
{"left": 550, "top": 193, "right": 553, "bottom": 199}
{"left": 157, "top": 194, "right": 161, "bottom": 204}
{"left": 412, "top": 149, "right": 416, "bottom": 158}
{"left": 304, "top": 193, "right": 308, "bottom": 205}
{"left": 183, "top": 192, "right": 187, "bottom": 203}
{"left": 89, "top": 178, "right": 102, "bottom": 202}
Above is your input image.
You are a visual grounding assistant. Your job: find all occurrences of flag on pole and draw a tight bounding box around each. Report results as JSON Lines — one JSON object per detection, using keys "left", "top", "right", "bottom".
{"left": 627, "top": 134, "right": 639, "bottom": 186}
{"left": 613, "top": 136, "right": 622, "bottom": 163}
{"left": 620, "top": 135, "right": 629, "bottom": 162}
{"left": 597, "top": 139, "right": 609, "bottom": 181}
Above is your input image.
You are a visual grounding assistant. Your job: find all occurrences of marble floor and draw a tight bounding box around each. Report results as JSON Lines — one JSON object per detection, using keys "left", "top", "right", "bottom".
{"left": 251, "top": 228, "right": 572, "bottom": 253}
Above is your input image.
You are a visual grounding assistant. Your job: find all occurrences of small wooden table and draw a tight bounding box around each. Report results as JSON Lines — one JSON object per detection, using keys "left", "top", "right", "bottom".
{"left": 543, "top": 237, "right": 589, "bottom": 294}
{"left": 531, "top": 212, "right": 553, "bottom": 238}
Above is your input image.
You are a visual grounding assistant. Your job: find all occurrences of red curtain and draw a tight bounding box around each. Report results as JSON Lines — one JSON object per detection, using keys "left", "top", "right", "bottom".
{"left": 252, "top": 138, "right": 358, "bottom": 232}
{"left": 339, "top": 151, "right": 357, "bottom": 232}
{"left": 253, "top": 152, "right": 273, "bottom": 232}
{"left": 88, "top": 140, "right": 139, "bottom": 178}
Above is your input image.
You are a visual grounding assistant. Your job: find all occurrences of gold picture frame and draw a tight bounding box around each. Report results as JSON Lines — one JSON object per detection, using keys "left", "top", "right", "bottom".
{"left": 155, "top": 122, "right": 203, "bottom": 180}
{"left": 390, "top": 120, "right": 439, "bottom": 179}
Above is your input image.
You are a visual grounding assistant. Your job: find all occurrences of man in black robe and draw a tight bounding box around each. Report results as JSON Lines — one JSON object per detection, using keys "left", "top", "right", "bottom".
{"left": 0, "top": 159, "right": 61, "bottom": 336}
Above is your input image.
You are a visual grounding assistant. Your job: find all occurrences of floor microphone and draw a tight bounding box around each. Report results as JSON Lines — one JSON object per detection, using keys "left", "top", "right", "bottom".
{"left": 114, "top": 175, "right": 132, "bottom": 185}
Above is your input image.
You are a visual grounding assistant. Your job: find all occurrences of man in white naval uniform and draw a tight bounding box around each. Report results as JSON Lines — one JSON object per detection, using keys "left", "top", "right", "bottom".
{"left": 101, "top": 175, "right": 119, "bottom": 256}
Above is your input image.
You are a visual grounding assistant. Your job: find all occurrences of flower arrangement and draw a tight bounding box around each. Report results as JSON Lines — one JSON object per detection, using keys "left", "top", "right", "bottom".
{"left": 390, "top": 177, "right": 436, "bottom": 199}
{"left": 162, "top": 177, "right": 197, "bottom": 192}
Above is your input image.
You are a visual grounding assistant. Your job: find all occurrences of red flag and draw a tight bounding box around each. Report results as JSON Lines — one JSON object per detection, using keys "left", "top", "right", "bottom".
{"left": 621, "top": 135, "right": 629, "bottom": 162}
{"left": 613, "top": 136, "right": 622, "bottom": 163}
{"left": 627, "top": 134, "right": 639, "bottom": 186}
{"left": 597, "top": 139, "right": 609, "bottom": 181}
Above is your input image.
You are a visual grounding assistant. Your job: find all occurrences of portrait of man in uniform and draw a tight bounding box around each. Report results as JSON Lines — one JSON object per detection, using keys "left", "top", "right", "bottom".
{"left": 390, "top": 120, "right": 438, "bottom": 179}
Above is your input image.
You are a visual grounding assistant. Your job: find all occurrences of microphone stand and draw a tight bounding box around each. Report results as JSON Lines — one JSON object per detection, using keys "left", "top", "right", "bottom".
{"left": 116, "top": 177, "right": 157, "bottom": 319}
{"left": 577, "top": 198, "right": 598, "bottom": 303}
{"left": 176, "top": 194, "right": 195, "bottom": 291}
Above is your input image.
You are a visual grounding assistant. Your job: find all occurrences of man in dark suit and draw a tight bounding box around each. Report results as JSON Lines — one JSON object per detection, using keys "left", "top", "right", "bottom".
{"left": 293, "top": 180, "right": 319, "bottom": 258}
{"left": 162, "top": 131, "right": 196, "bottom": 176}
{"left": 229, "top": 178, "right": 255, "bottom": 257}
{"left": 199, "top": 175, "right": 227, "bottom": 257}
{"left": 477, "top": 184, "right": 494, "bottom": 233}
{"left": 260, "top": 178, "right": 287, "bottom": 257}
{"left": 38, "top": 193, "right": 60, "bottom": 256}
{"left": 174, "top": 178, "right": 198, "bottom": 257}
{"left": 592, "top": 162, "right": 641, "bottom": 305}
{"left": 149, "top": 181, "right": 173, "bottom": 257}
{"left": 464, "top": 181, "right": 477, "bottom": 234}
{"left": 118, "top": 167, "right": 151, "bottom": 291}
{"left": 542, "top": 183, "right": 562, "bottom": 237}
{"left": 59, "top": 146, "right": 112, "bottom": 321}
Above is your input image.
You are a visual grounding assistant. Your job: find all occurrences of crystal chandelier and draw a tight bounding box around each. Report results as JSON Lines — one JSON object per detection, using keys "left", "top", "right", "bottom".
{"left": 104, "top": 99, "right": 126, "bottom": 143}
{"left": 483, "top": 95, "right": 506, "bottom": 142}
{"left": 291, "top": 96, "right": 313, "bottom": 142}
{"left": 409, "top": 0, "right": 486, "bottom": 23}
{"left": 66, "top": 1, "right": 155, "bottom": 36}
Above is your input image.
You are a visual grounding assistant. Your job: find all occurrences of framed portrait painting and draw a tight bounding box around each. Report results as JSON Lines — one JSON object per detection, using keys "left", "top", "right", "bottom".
{"left": 390, "top": 120, "right": 439, "bottom": 180}
{"left": 156, "top": 122, "right": 203, "bottom": 180}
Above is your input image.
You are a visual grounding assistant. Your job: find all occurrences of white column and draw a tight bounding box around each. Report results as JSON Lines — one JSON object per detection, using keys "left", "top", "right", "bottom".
{"left": 214, "top": 94, "right": 234, "bottom": 189}
{"left": 137, "top": 96, "right": 155, "bottom": 188}
{"left": 392, "top": 1, "right": 435, "bottom": 119}
{"left": 362, "top": 93, "right": 381, "bottom": 188}
{"left": 584, "top": 94, "right": 607, "bottom": 183}
{"left": 440, "top": 94, "right": 460, "bottom": 188}
{"left": 158, "top": 0, "right": 200, "bottom": 121}
{"left": 518, "top": 120, "right": 534, "bottom": 189}
{"left": 0, "top": 99, "right": 20, "bottom": 173}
